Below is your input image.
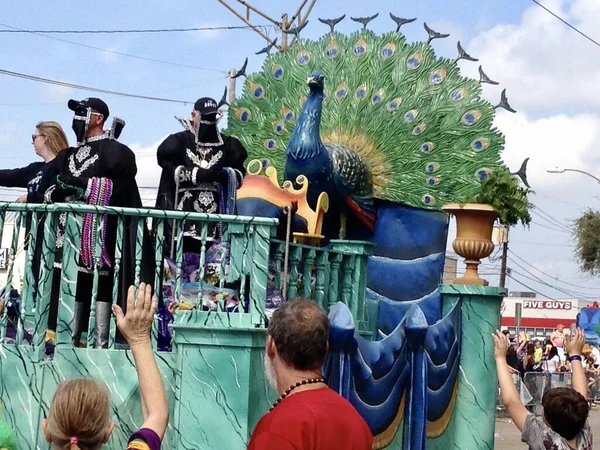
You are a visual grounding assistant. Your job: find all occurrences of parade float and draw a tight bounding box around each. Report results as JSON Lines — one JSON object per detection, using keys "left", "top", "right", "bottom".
{"left": 0, "top": 13, "right": 530, "bottom": 449}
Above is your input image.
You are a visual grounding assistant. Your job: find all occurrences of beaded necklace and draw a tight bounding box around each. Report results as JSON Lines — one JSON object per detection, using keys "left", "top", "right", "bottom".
{"left": 81, "top": 177, "right": 113, "bottom": 269}
{"left": 269, "top": 377, "right": 325, "bottom": 412}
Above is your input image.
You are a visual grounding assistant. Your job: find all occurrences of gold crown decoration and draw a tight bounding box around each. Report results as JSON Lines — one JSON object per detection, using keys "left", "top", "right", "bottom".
{"left": 241, "top": 159, "right": 329, "bottom": 244}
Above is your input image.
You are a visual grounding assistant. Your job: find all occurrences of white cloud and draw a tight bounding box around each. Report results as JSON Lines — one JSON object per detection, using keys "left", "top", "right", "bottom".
{"left": 495, "top": 111, "right": 600, "bottom": 189}
{"left": 0, "top": 123, "right": 19, "bottom": 147}
{"left": 186, "top": 22, "right": 226, "bottom": 42}
{"left": 99, "top": 46, "right": 124, "bottom": 64}
{"left": 40, "top": 83, "right": 75, "bottom": 103}
{"left": 461, "top": 0, "right": 600, "bottom": 112}
{"left": 129, "top": 137, "right": 165, "bottom": 189}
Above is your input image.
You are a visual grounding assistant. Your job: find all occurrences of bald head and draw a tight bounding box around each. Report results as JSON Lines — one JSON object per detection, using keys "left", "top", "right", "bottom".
{"left": 267, "top": 299, "right": 329, "bottom": 371}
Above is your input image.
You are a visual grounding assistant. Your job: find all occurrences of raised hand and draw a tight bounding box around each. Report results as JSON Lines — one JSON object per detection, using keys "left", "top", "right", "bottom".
{"left": 493, "top": 330, "right": 509, "bottom": 360}
{"left": 565, "top": 327, "right": 585, "bottom": 357}
{"left": 112, "top": 283, "right": 156, "bottom": 346}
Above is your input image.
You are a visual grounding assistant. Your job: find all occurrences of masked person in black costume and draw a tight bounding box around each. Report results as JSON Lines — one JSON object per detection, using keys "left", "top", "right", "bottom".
{"left": 44, "top": 97, "right": 150, "bottom": 349}
{"left": 155, "top": 96, "right": 247, "bottom": 256}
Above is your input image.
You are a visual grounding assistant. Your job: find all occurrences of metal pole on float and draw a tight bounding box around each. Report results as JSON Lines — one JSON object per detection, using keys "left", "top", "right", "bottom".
{"left": 228, "top": 68, "right": 237, "bottom": 105}
{"left": 171, "top": 166, "right": 184, "bottom": 258}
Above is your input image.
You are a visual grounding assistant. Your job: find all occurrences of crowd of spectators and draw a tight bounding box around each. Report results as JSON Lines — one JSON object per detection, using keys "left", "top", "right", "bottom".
{"left": 502, "top": 328, "right": 600, "bottom": 405}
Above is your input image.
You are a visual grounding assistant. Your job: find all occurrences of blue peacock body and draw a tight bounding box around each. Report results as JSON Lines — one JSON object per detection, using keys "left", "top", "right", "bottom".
{"left": 285, "top": 71, "right": 376, "bottom": 231}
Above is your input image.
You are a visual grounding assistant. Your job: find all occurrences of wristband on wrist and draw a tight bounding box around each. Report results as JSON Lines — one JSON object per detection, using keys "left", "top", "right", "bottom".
{"left": 568, "top": 355, "right": 582, "bottom": 363}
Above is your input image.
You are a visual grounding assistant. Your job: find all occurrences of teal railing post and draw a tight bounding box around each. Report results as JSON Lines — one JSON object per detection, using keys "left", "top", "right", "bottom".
{"left": 314, "top": 250, "right": 330, "bottom": 310}
{"left": 33, "top": 207, "right": 58, "bottom": 359}
{"left": 57, "top": 212, "right": 81, "bottom": 347}
{"left": 329, "top": 240, "right": 373, "bottom": 328}
{"left": 20, "top": 210, "right": 39, "bottom": 343}
{"left": 248, "top": 224, "right": 271, "bottom": 326}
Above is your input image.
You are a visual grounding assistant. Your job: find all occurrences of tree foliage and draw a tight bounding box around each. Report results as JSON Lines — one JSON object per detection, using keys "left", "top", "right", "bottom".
{"left": 473, "top": 170, "right": 532, "bottom": 227}
{"left": 574, "top": 209, "right": 600, "bottom": 276}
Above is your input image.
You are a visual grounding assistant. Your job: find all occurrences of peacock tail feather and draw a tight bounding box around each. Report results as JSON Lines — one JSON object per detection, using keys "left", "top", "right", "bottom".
{"left": 225, "top": 29, "right": 505, "bottom": 210}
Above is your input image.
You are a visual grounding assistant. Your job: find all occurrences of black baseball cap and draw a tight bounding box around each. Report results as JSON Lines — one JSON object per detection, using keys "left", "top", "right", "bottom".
{"left": 68, "top": 97, "right": 110, "bottom": 120}
{"left": 193, "top": 97, "right": 218, "bottom": 115}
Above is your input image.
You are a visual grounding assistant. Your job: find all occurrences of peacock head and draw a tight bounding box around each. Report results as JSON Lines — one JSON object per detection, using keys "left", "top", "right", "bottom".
{"left": 307, "top": 71, "right": 325, "bottom": 91}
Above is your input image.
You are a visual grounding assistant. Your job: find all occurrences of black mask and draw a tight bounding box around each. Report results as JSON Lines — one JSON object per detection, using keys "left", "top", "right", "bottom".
{"left": 72, "top": 108, "right": 90, "bottom": 145}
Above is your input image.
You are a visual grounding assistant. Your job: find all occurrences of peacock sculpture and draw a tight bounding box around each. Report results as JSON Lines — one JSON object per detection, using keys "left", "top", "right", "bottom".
{"left": 226, "top": 14, "right": 517, "bottom": 450}
{"left": 227, "top": 19, "right": 508, "bottom": 237}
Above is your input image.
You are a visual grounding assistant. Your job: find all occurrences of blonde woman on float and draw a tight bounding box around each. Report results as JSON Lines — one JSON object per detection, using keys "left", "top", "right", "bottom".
{"left": 0, "top": 121, "right": 69, "bottom": 348}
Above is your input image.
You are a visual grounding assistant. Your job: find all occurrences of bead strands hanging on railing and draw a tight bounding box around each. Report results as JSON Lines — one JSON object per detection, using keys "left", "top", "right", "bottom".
{"left": 108, "top": 215, "right": 124, "bottom": 349}
{"left": 19, "top": 210, "right": 40, "bottom": 345}
{"left": 152, "top": 218, "right": 164, "bottom": 351}
{"left": 32, "top": 208, "right": 58, "bottom": 361}
{"left": 86, "top": 213, "right": 105, "bottom": 349}
{"left": 0, "top": 212, "right": 23, "bottom": 344}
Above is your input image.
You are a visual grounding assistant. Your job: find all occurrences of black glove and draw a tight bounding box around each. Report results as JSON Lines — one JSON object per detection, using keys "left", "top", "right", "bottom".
{"left": 59, "top": 174, "right": 87, "bottom": 189}
{"left": 55, "top": 175, "right": 86, "bottom": 200}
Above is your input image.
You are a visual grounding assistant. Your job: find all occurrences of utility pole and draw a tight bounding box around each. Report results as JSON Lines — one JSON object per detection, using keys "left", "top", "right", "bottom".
{"left": 217, "top": 0, "right": 318, "bottom": 53}
{"left": 281, "top": 13, "right": 289, "bottom": 52}
{"left": 228, "top": 68, "right": 237, "bottom": 105}
{"left": 495, "top": 226, "right": 509, "bottom": 288}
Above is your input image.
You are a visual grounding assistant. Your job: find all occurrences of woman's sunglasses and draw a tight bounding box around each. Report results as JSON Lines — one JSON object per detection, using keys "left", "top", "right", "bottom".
{"left": 32, "top": 134, "right": 44, "bottom": 143}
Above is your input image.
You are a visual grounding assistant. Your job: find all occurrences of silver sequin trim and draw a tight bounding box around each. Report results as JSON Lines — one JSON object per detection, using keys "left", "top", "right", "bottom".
{"left": 186, "top": 148, "right": 222, "bottom": 170}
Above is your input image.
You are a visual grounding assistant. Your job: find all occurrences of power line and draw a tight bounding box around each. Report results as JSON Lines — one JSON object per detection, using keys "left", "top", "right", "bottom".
{"left": 531, "top": 204, "right": 572, "bottom": 232}
{"left": 530, "top": 0, "right": 600, "bottom": 49}
{"left": 0, "top": 68, "right": 192, "bottom": 104}
{"left": 531, "top": 220, "right": 571, "bottom": 234}
{"left": 0, "top": 23, "right": 227, "bottom": 73}
{"left": 531, "top": 212, "right": 572, "bottom": 233}
{"left": 510, "top": 240, "right": 573, "bottom": 248}
{"left": 509, "top": 249, "right": 600, "bottom": 291}
{"left": 0, "top": 25, "right": 275, "bottom": 34}
{"left": 507, "top": 273, "right": 557, "bottom": 301}
{"left": 509, "top": 267, "right": 598, "bottom": 299}
{"left": 534, "top": 193, "right": 586, "bottom": 209}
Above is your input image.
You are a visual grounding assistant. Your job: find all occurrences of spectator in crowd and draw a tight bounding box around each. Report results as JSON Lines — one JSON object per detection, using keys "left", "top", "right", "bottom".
{"left": 589, "top": 374, "right": 600, "bottom": 405}
{"left": 590, "top": 344, "right": 599, "bottom": 369}
{"left": 521, "top": 343, "right": 537, "bottom": 376}
{"left": 42, "top": 283, "right": 168, "bottom": 450}
{"left": 506, "top": 343, "right": 520, "bottom": 374}
{"left": 248, "top": 298, "right": 372, "bottom": 450}
{"left": 551, "top": 324, "right": 566, "bottom": 360}
{"left": 494, "top": 327, "right": 592, "bottom": 449}
{"left": 585, "top": 357, "right": 597, "bottom": 376}
{"left": 534, "top": 340, "right": 543, "bottom": 364}
{"left": 543, "top": 345, "right": 560, "bottom": 373}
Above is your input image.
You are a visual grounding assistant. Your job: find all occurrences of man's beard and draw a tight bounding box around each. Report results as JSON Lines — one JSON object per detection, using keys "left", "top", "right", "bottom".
{"left": 264, "top": 353, "right": 278, "bottom": 391}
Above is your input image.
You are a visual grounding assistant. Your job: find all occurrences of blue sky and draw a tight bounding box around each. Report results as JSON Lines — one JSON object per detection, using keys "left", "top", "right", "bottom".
{"left": 2, "top": 0, "right": 600, "bottom": 301}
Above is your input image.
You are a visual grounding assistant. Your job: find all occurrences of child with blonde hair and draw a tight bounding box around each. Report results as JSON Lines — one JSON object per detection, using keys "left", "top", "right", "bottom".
{"left": 42, "top": 283, "right": 168, "bottom": 449}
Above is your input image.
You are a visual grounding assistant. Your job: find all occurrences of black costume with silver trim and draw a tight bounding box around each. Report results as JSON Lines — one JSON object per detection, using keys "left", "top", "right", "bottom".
{"left": 44, "top": 117, "right": 150, "bottom": 349}
{"left": 155, "top": 115, "right": 246, "bottom": 252}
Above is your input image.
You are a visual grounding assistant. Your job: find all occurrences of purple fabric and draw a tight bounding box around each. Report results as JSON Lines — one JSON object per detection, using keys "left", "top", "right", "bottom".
{"left": 128, "top": 428, "right": 161, "bottom": 450}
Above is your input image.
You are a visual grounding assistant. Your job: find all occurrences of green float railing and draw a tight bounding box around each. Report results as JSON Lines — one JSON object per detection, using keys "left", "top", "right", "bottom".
{"left": 0, "top": 203, "right": 374, "bottom": 350}
{"left": 270, "top": 239, "right": 373, "bottom": 323}
{"left": 0, "top": 203, "right": 278, "bottom": 352}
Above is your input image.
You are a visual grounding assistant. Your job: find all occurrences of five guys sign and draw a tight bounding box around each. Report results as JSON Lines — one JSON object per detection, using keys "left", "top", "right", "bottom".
{"left": 522, "top": 300, "right": 572, "bottom": 310}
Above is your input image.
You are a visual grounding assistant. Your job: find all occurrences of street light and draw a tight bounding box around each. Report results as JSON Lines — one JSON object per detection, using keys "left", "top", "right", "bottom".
{"left": 546, "top": 167, "right": 600, "bottom": 184}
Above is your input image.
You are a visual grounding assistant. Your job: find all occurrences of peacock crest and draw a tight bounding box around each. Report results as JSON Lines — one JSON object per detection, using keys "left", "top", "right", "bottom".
{"left": 226, "top": 23, "right": 507, "bottom": 210}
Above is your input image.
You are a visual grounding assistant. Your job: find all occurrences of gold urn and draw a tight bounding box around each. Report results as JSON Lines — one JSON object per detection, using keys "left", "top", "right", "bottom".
{"left": 443, "top": 203, "right": 497, "bottom": 286}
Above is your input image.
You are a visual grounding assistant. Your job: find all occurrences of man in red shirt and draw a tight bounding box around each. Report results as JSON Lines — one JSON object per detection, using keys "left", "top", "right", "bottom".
{"left": 248, "top": 299, "right": 373, "bottom": 450}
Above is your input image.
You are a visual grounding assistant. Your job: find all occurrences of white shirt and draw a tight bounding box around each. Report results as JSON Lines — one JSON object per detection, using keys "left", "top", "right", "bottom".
{"left": 544, "top": 355, "right": 560, "bottom": 373}
{"left": 592, "top": 347, "right": 600, "bottom": 365}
